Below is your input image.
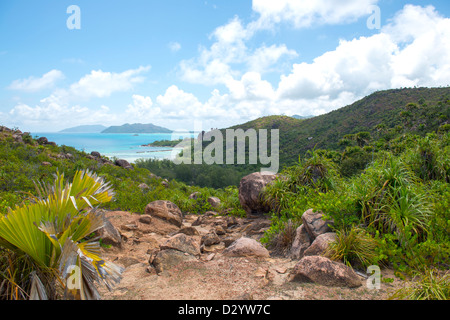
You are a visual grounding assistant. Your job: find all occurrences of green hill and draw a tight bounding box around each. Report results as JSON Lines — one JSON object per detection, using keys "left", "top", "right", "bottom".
{"left": 229, "top": 87, "right": 450, "bottom": 166}
{"left": 136, "top": 87, "right": 450, "bottom": 187}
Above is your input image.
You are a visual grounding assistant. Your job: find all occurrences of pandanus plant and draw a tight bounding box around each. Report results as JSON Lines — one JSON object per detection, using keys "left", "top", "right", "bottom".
{"left": 0, "top": 170, "right": 123, "bottom": 300}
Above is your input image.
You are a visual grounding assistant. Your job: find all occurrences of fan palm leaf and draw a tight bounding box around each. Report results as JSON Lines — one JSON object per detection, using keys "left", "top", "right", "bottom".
{"left": 0, "top": 170, "right": 122, "bottom": 300}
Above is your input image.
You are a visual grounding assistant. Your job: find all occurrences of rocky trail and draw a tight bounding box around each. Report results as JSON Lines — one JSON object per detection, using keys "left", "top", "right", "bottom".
{"left": 97, "top": 200, "right": 403, "bottom": 300}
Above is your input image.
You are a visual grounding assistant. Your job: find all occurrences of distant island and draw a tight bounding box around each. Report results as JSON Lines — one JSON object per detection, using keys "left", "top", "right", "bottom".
{"left": 142, "top": 138, "right": 185, "bottom": 147}
{"left": 59, "top": 125, "right": 107, "bottom": 133}
{"left": 102, "top": 123, "right": 173, "bottom": 134}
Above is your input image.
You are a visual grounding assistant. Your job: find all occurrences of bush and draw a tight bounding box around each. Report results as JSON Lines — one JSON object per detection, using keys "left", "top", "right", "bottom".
{"left": 326, "top": 227, "right": 381, "bottom": 269}
{"left": 389, "top": 269, "right": 450, "bottom": 300}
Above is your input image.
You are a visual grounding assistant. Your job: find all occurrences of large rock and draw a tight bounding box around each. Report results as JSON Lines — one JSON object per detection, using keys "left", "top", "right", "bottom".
{"left": 98, "top": 219, "right": 122, "bottom": 248}
{"left": 151, "top": 249, "right": 198, "bottom": 274}
{"left": 115, "top": 159, "right": 133, "bottom": 169}
{"left": 37, "top": 137, "right": 48, "bottom": 145}
{"left": 189, "top": 192, "right": 201, "bottom": 200}
{"left": 304, "top": 232, "right": 336, "bottom": 257}
{"left": 289, "top": 224, "right": 311, "bottom": 259}
{"left": 91, "top": 151, "right": 101, "bottom": 158}
{"left": 301, "top": 209, "right": 333, "bottom": 240}
{"left": 238, "top": 172, "right": 277, "bottom": 215}
{"left": 201, "top": 232, "right": 221, "bottom": 247}
{"left": 145, "top": 200, "right": 183, "bottom": 228}
{"left": 207, "top": 197, "right": 221, "bottom": 209}
{"left": 222, "top": 237, "right": 270, "bottom": 258}
{"left": 160, "top": 233, "right": 201, "bottom": 256}
{"left": 289, "top": 256, "right": 362, "bottom": 288}
{"left": 177, "top": 226, "right": 200, "bottom": 236}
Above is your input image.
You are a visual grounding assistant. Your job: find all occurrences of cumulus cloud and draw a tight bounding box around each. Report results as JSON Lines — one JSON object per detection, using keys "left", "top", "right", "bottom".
{"left": 179, "top": 16, "right": 297, "bottom": 86}
{"left": 8, "top": 101, "right": 115, "bottom": 131}
{"left": 125, "top": 94, "right": 160, "bottom": 120}
{"left": 277, "top": 4, "right": 450, "bottom": 108}
{"left": 8, "top": 70, "right": 64, "bottom": 92}
{"left": 66, "top": 66, "right": 150, "bottom": 100}
{"left": 7, "top": 66, "right": 151, "bottom": 131}
{"left": 251, "top": 0, "right": 380, "bottom": 30}
{"left": 175, "top": 4, "right": 450, "bottom": 125}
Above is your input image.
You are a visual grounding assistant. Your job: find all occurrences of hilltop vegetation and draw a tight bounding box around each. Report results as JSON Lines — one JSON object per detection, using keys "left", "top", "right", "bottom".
{"left": 0, "top": 127, "right": 244, "bottom": 218}
{"left": 137, "top": 87, "right": 450, "bottom": 188}
{"left": 227, "top": 87, "right": 450, "bottom": 166}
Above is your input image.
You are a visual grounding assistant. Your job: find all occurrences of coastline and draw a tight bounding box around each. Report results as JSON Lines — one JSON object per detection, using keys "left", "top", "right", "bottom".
{"left": 30, "top": 132, "right": 193, "bottom": 163}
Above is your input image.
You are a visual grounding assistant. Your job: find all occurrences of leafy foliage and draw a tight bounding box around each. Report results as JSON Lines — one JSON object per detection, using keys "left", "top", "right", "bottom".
{"left": 0, "top": 170, "right": 123, "bottom": 300}
{"left": 389, "top": 269, "right": 449, "bottom": 300}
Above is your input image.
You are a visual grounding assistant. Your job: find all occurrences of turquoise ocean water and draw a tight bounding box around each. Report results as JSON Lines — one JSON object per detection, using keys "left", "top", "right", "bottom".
{"left": 31, "top": 132, "right": 195, "bottom": 163}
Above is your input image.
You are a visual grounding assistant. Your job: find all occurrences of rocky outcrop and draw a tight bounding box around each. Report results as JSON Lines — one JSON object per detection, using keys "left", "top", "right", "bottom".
{"left": 223, "top": 237, "right": 270, "bottom": 258}
{"left": 151, "top": 249, "right": 198, "bottom": 274}
{"left": 160, "top": 233, "right": 201, "bottom": 257}
{"left": 37, "top": 137, "right": 49, "bottom": 145}
{"left": 207, "top": 197, "right": 221, "bottom": 209}
{"left": 289, "top": 224, "right": 311, "bottom": 259}
{"left": 289, "top": 256, "right": 362, "bottom": 288}
{"left": 304, "top": 232, "right": 336, "bottom": 257}
{"left": 150, "top": 233, "right": 202, "bottom": 273}
{"left": 289, "top": 210, "right": 335, "bottom": 260}
{"left": 189, "top": 192, "right": 201, "bottom": 200}
{"left": 145, "top": 200, "right": 183, "bottom": 228}
{"left": 301, "top": 209, "right": 334, "bottom": 240}
{"left": 238, "top": 172, "right": 277, "bottom": 215}
{"left": 99, "top": 219, "right": 123, "bottom": 248}
{"left": 115, "top": 159, "right": 133, "bottom": 170}
{"left": 91, "top": 151, "right": 101, "bottom": 158}
{"left": 201, "top": 232, "right": 221, "bottom": 247}
{"left": 138, "top": 183, "right": 150, "bottom": 191}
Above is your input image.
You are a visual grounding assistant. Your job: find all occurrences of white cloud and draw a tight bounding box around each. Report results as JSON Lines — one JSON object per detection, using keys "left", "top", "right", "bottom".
{"left": 67, "top": 65, "right": 150, "bottom": 100}
{"left": 386, "top": 5, "right": 450, "bottom": 88}
{"left": 156, "top": 85, "right": 203, "bottom": 119}
{"left": 8, "top": 101, "right": 116, "bottom": 131}
{"left": 251, "top": 0, "right": 379, "bottom": 30}
{"left": 8, "top": 70, "right": 64, "bottom": 92}
{"left": 276, "top": 5, "right": 450, "bottom": 114}
{"left": 174, "top": 4, "right": 450, "bottom": 125}
{"left": 6, "top": 66, "right": 151, "bottom": 131}
{"left": 179, "top": 16, "right": 297, "bottom": 86}
{"left": 168, "top": 42, "right": 181, "bottom": 52}
{"left": 125, "top": 94, "right": 160, "bottom": 120}
{"left": 277, "top": 33, "right": 397, "bottom": 100}
{"left": 247, "top": 44, "right": 298, "bottom": 74}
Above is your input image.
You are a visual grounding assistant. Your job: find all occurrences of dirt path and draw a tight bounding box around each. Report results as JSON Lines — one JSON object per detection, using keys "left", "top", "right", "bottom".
{"left": 98, "top": 211, "right": 402, "bottom": 300}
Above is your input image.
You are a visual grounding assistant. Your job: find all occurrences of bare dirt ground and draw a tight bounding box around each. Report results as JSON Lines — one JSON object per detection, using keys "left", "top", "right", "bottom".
{"left": 98, "top": 211, "right": 405, "bottom": 301}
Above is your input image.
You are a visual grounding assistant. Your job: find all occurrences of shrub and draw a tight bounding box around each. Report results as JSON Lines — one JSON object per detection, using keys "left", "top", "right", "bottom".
{"left": 0, "top": 170, "right": 123, "bottom": 300}
{"left": 326, "top": 227, "right": 381, "bottom": 269}
{"left": 263, "top": 219, "right": 300, "bottom": 256}
{"left": 389, "top": 269, "right": 449, "bottom": 300}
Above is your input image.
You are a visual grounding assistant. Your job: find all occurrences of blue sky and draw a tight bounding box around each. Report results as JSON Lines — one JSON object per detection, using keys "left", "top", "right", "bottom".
{"left": 1, "top": 0, "right": 450, "bottom": 132}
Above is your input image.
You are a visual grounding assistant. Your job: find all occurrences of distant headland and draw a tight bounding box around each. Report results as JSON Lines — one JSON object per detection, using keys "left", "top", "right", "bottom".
{"left": 60, "top": 123, "right": 173, "bottom": 134}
